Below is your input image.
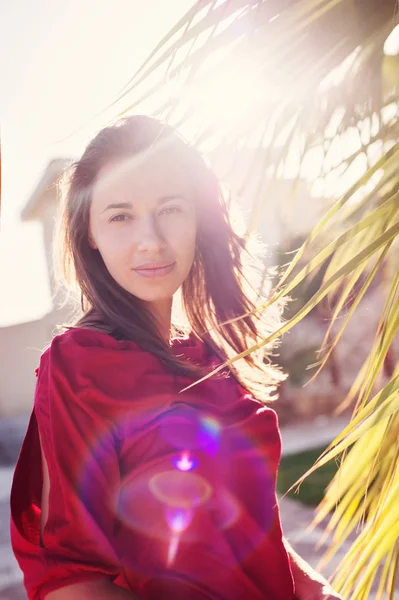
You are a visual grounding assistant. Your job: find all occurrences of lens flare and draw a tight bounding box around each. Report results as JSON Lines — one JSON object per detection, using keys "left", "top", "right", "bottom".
{"left": 173, "top": 450, "right": 197, "bottom": 471}
{"left": 159, "top": 405, "right": 203, "bottom": 451}
{"left": 212, "top": 488, "right": 241, "bottom": 530}
{"left": 165, "top": 507, "right": 194, "bottom": 566}
{"left": 167, "top": 533, "right": 180, "bottom": 566}
{"left": 198, "top": 415, "right": 221, "bottom": 456}
{"left": 165, "top": 506, "right": 194, "bottom": 534}
{"left": 149, "top": 470, "right": 212, "bottom": 509}
{"left": 200, "top": 415, "right": 221, "bottom": 436}
{"left": 158, "top": 405, "right": 222, "bottom": 456}
{"left": 79, "top": 404, "right": 277, "bottom": 575}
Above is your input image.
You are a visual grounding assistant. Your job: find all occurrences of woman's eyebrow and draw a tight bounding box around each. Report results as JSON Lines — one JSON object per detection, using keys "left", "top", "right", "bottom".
{"left": 158, "top": 194, "right": 190, "bottom": 205}
{"left": 102, "top": 195, "right": 189, "bottom": 213}
{"left": 102, "top": 202, "right": 133, "bottom": 213}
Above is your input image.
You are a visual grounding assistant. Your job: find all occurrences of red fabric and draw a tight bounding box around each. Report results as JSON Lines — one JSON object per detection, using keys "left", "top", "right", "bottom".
{"left": 10, "top": 328, "right": 295, "bottom": 599}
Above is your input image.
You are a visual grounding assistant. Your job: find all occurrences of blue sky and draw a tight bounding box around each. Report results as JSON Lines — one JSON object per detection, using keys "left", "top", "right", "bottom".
{"left": 0, "top": 0, "right": 187, "bottom": 325}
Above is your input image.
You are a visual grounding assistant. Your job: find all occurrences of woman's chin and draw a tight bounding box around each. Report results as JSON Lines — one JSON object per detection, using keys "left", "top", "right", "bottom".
{"left": 126, "top": 288, "right": 177, "bottom": 304}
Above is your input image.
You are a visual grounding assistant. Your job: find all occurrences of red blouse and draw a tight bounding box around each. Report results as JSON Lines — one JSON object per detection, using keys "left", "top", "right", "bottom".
{"left": 10, "top": 328, "right": 295, "bottom": 600}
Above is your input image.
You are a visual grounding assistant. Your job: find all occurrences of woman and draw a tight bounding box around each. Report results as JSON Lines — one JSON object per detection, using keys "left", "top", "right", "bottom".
{"left": 10, "top": 116, "right": 342, "bottom": 599}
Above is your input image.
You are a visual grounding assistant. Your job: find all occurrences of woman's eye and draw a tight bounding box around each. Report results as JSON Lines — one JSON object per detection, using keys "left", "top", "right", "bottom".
{"left": 110, "top": 214, "right": 131, "bottom": 223}
{"left": 160, "top": 206, "right": 182, "bottom": 216}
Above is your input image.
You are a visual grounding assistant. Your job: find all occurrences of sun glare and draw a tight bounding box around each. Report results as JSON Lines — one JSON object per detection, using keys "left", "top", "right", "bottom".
{"left": 187, "top": 62, "right": 266, "bottom": 125}
{"left": 384, "top": 25, "right": 399, "bottom": 56}
{"left": 0, "top": 223, "right": 52, "bottom": 327}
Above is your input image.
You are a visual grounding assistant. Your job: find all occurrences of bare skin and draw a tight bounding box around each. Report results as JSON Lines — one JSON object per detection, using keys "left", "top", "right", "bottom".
{"left": 43, "top": 578, "right": 138, "bottom": 600}
{"left": 88, "top": 149, "right": 197, "bottom": 341}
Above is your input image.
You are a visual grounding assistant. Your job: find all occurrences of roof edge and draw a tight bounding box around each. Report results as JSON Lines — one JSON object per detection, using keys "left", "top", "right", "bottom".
{"left": 20, "top": 158, "right": 72, "bottom": 222}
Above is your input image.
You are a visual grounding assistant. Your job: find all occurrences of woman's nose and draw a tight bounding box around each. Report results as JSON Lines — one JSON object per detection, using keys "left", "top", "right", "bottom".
{"left": 136, "top": 216, "right": 166, "bottom": 253}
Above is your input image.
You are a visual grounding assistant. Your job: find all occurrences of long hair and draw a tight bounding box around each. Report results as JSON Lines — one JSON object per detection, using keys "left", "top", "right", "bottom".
{"left": 53, "top": 115, "right": 287, "bottom": 401}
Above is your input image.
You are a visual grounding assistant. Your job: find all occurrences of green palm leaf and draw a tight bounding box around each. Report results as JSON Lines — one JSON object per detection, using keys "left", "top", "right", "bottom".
{"left": 108, "top": 1, "right": 399, "bottom": 596}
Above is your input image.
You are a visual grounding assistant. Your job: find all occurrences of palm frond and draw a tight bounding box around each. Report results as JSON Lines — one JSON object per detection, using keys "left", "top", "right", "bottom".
{"left": 112, "top": 1, "right": 399, "bottom": 596}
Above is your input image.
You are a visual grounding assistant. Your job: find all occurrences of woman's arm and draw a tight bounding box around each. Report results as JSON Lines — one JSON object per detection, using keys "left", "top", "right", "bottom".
{"left": 45, "top": 578, "right": 140, "bottom": 599}
{"left": 39, "top": 440, "right": 141, "bottom": 600}
{"left": 10, "top": 333, "right": 136, "bottom": 598}
{"left": 283, "top": 537, "right": 343, "bottom": 600}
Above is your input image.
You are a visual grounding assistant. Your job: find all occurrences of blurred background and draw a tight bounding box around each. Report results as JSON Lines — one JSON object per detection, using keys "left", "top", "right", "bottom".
{"left": 1, "top": 1, "right": 398, "bottom": 598}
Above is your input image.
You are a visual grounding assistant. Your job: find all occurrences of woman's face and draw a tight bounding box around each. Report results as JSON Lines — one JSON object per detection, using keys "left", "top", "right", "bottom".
{"left": 89, "top": 146, "right": 197, "bottom": 307}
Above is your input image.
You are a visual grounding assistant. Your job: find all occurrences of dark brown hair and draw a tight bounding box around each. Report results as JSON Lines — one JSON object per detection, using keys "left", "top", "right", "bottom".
{"left": 53, "top": 115, "right": 287, "bottom": 401}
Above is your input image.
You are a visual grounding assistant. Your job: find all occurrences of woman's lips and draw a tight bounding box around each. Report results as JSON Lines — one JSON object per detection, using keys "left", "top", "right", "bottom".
{"left": 133, "top": 262, "right": 176, "bottom": 278}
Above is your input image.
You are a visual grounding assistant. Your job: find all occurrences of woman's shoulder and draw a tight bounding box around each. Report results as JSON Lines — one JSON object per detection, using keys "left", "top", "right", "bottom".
{"left": 52, "top": 326, "right": 129, "bottom": 350}
{"left": 34, "top": 327, "right": 170, "bottom": 420}
{"left": 45, "top": 326, "right": 143, "bottom": 354}
{"left": 37, "top": 327, "right": 156, "bottom": 384}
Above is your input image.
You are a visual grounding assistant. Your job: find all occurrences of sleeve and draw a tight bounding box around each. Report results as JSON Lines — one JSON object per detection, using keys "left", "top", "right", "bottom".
{"left": 10, "top": 330, "right": 129, "bottom": 600}
{"left": 218, "top": 401, "right": 296, "bottom": 600}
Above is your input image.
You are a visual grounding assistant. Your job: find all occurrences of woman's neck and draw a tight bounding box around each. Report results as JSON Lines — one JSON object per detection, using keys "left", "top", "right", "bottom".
{"left": 145, "top": 297, "right": 173, "bottom": 343}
